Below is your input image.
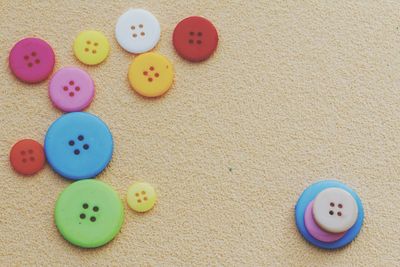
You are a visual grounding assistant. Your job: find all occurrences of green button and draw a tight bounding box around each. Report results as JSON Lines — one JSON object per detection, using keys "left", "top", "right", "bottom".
{"left": 55, "top": 180, "right": 124, "bottom": 248}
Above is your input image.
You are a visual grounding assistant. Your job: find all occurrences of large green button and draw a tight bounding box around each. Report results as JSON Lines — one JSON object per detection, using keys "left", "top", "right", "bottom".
{"left": 55, "top": 180, "right": 124, "bottom": 248}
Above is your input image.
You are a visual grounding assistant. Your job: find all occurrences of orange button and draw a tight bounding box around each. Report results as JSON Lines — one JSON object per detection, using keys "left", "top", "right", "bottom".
{"left": 10, "top": 139, "right": 45, "bottom": 176}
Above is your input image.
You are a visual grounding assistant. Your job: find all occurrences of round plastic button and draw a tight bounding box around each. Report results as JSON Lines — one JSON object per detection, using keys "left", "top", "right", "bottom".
{"left": 127, "top": 182, "right": 157, "bottom": 212}
{"left": 304, "top": 201, "right": 345, "bottom": 243}
{"left": 49, "top": 67, "right": 95, "bottom": 112}
{"left": 313, "top": 187, "right": 358, "bottom": 233}
{"left": 73, "top": 31, "right": 110, "bottom": 65}
{"left": 9, "top": 37, "right": 55, "bottom": 83}
{"left": 173, "top": 16, "right": 218, "bottom": 62}
{"left": 55, "top": 179, "right": 124, "bottom": 248}
{"left": 10, "top": 139, "right": 45, "bottom": 176}
{"left": 115, "top": 9, "right": 160, "bottom": 54}
{"left": 295, "top": 180, "right": 364, "bottom": 249}
{"left": 45, "top": 112, "right": 113, "bottom": 180}
{"left": 128, "top": 52, "right": 174, "bottom": 97}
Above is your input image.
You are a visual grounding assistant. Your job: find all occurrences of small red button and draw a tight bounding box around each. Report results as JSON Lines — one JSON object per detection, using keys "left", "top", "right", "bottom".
{"left": 10, "top": 139, "right": 45, "bottom": 176}
{"left": 173, "top": 16, "right": 218, "bottom": 62}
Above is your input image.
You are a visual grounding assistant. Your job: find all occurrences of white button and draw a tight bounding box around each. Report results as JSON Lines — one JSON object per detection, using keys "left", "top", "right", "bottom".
{"left": 313, "top": 188, "right": 358, "bottom": 233}
{"left": 115, "top": 9, "right": 160, "bottom": 54}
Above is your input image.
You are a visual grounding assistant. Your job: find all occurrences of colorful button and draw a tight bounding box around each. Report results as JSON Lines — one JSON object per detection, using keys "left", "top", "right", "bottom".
{"left": 313, "top": 188, "right": 358, "bottom": 233}
{"left": 55, "top": 179, "right": 124, "bottom": 248}
{"left": 127, "top": 182, "right": 157, "bottom": 212}
{"left": 9, "top": 37, "right": 55, "bottom": 83}
{"left": 173, "top": 16, "right": 218, "bottom": 62}
{"left": 128, "top": 52, "right": 174, "bottom": 97}
{"left": 9, "top": 139, "right": 45, "bottom": 176}
{"left": 115, "top": 9, "right": 160, "bottom": 54}
{"left": 73, "top": 31, "right": 110, "bottom": 65}
{"left": 49, "top": 67, "right": 95, "bottom": 112}
{"left": 304, "top": 201, "right": 345, "bottom": 243}
{"left": 45, "top": 112, "right": 113, "bottom": 180}
{"left": 295, "top": 180, "right": 364, "bottom": 249}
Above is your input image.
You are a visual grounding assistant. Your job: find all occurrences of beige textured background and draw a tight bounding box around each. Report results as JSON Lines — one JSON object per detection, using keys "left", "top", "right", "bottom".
{"left": 1, "top": 0, "right": 400, "bottom": 266}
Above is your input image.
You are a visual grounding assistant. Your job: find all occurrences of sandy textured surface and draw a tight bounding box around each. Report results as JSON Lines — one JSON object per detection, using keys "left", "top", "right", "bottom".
{"left": 1, "top": 0, "right": 400, "bottom": 266}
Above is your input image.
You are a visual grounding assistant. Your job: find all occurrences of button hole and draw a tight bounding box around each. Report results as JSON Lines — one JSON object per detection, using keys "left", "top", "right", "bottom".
{"left": 197, "top": 40, "right": 202, "bottom": 44}
{"left": 90, "top": 216, "right": 96, "bottom": 222}
{"left": 24, "top": 55, "right": 29, "bottom": 60}
{"left": 197, "top": 32, "right": 202, "bottom": 36}
{"left": 27, "top": 63, "right": 33, "bottom": 67}
{"left": 92, "top": 49, "right": 96, "bottom": 54}
{"left": 93, "top": 206, "right": 99, "bottom": 212}
{"left": 133, "top": 34, "right": 137, "bottom": 38}
{"left": 20, "top": 151, "right": 26, "bottom": 155}
{"left": 140, "top": 32, "right": 145, "bottom": 36}
{"left": 338, "top": 204, "right": 343, "bottom": 209}
{"left": 139, "top": 24, "right": 143, "bottom": 28}
{"left": 189, "top": 31, "right": 194, "bottom": 36}
{"left": 69, "top": 92, "right": 74, "bottom": 97}
{"left": 337, "top": 212, "right": 342, "bottom": 216}
{"left": 141, "top": 191, "right": 146, "bottom": 195}
{"left": 135, "top": 193, "right": 139, "bottom": 197}
{"left": 86, "top": 40, "right": 91, "bottom": 45}
{"left": 83, "top": 203, "right": 89, "bottom": 209}
{"left": 31, "top": 52, "right": 37, "bottom": 57}
{"left": 330, "top": 202, "right": 334, "bottom": 207}
{"left": 30, "top": 157, "right": 35, "bottom": 162}
{"left": 74, "top": 149, "right": 80, "bottom": 155}
{"left": 84, "top": 48, "right": 89, "bottom": 52}
{"left": 63, "top": 86, "right": 68, "bottom": 91}
{"left": 131, "top": 25, "right": 135, "bottom": 30}
{"left": 35, "top": 59, "right": 40, "bottom": 64}
{"left": 329, "top": 210, "right": 334, "bottom": 215}
{"left": 148, "top": 77, "right": 153, "bottom": 82}
{"left": 189, "top": 39, "right": 194, "bottom": 44}
{"left": 83, "top": 144, "right": 89, "bottom": 150}
{"left": 154, "top": 73, "right": 159, "bottom": 78}
{"left": 78, "top": 135, "right": 84, "bottom": 141}
{"left": 28, "top": 149, "right": 33, "bottom": 154}
{"left": 80, "top": 213, "right": 86, "bottom": 219}
{"left": 75, "top": 86, "right": 80, "bottom": 91}
{"left": 22, "top": 158, "right": 27, "bottom": 163}
{"left": 137, "top": 199, "right": 142, "bottom": 203}
{"left": 94, "top": 42, "right": 98, "bottom": 46}
{"left": 69, "top": 80, "right": 74, "bottom": 86}
{"left": 69, "top": 140, "right": 75, "bottom": 146}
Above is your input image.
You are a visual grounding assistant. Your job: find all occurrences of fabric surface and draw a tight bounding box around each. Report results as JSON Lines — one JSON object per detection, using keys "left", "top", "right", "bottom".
{"left": 1, "top": 0, "right": 400, "bottom": 266}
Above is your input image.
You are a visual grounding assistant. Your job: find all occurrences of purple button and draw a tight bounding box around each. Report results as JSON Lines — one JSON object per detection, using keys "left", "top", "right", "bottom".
{"left": 9, "top": 38, "right": 55, "bottom": 83}
{"left": 304, "top": 200, "right": 346, "bottom": 243}
{"left": 49, "top": 67, "right": 95, "bottom": 112}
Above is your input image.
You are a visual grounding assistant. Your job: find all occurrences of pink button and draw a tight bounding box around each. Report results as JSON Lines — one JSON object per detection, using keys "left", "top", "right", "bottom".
{"left": 9, "top": 38, "right": 55, "bottom": 83}
{"left": 304, "top": 201, "right": 346, "bottom": 243}
{"left": 49, "top": 67, "right": 95, "bottom": 112}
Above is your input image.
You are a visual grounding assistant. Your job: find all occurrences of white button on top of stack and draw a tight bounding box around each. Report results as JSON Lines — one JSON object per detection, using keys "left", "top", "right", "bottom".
{"left": 115, "top": 9, "right": 161, "bottom": 54}
{"left": 313, "top": 188, "right": 358, "bottom": 233}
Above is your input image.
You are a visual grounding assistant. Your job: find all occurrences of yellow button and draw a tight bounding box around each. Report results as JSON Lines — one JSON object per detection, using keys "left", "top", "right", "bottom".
{"left": 127, "top": 182, "right": 157, "bottom": 212}
{"left": 128, "top": 52, "right": 174, "bottom": 97}
{"left": 73, "top": 30, "right": 110, "bottom": 65}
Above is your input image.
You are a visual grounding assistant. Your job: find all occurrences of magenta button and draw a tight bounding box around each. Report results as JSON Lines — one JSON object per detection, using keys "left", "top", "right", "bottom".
{"left": 49, "top": 67, "right": 95, "bottom": 112}
{"left": 9, "top": 38, "right": 55, "bottom": 83}
{"left": 304, "top": 201, "right": 346, "bottom": 243}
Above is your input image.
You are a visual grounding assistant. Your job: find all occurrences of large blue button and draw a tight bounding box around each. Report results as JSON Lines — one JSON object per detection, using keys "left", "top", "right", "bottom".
{"left": 45, "top": 112, "right": 113, "bottom": 180}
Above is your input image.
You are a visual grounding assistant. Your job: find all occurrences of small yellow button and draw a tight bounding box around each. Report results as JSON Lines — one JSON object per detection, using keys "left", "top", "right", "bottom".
{"left": 128, "top": 52, "right": 174, "bottom": 97}
{"left": 127, "top": 182, "right": 157, "bottom": 212}
{"left": 73, "top": 30, "right": 110, "bottom": 65}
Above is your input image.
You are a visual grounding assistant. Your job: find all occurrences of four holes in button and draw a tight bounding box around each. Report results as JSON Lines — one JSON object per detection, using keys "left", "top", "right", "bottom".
{"left": 143, "top": 66, "right": 159, "bottom": 82}
{"left": 131, "top": 24, "right": 145, "bottom": 38}
{"left": 84, "top": 40, "right": 98, "bottom": 54}
{"left": 20, "top": 148, "right": 35, "bottom": 163}
{"left": 62, "top": 80, "right": 82, "bottom": 97}
{"left": 68, "top": 135, "right": 89, "bottom": 155}
{"left": 188, "top": 31, "right": 203, "bottom": 45}
{"left": 80, "top": 203, "right": 99, "bottom": 223}
{"left": 24, "top": 51, "right": 40, "bottom": 68}
{"left": 328, "top": 202, "right": 344, "bottom": 216}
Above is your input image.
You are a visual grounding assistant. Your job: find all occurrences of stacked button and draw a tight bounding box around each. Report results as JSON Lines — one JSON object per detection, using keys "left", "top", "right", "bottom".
{"left": 295, "top": 180, "right": 364, "bottom": 249}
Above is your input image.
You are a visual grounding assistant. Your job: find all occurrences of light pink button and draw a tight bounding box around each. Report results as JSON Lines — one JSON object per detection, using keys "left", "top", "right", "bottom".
{"left": 48, "top": 67, "right": 95, "bottom": 112}
{"left": 304, "top": 201, "right": 346, "bottom": 243}
{"left": 9, "top": 38, "right": 55, "bottom": 83}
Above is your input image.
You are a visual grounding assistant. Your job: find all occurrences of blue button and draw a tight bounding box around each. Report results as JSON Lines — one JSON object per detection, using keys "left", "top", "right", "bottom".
{"left": 45, "top": 112, "right": 113, "bottom": 180}
{"left": 295, "top": 180, "right": 364, "bottom": 249}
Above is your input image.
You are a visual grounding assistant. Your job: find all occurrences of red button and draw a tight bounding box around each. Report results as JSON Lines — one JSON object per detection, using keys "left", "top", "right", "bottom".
{"left": 173, "top": 16, "right": 218, "bottom": 62}
{"left": 10, "top": 139, "right": 45, "bottom": 176}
